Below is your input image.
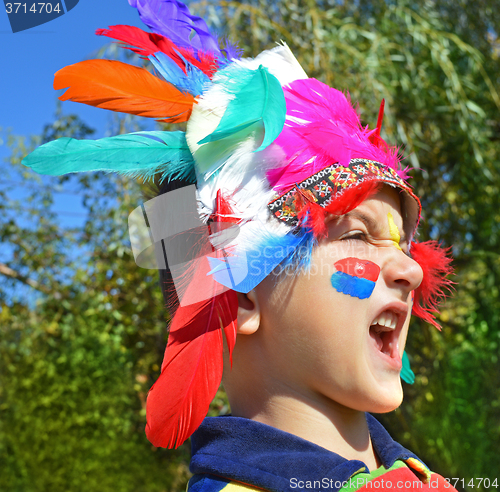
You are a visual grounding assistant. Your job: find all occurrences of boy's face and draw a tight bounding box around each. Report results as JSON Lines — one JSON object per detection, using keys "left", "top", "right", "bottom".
{"left": 251, "top": 186, "right": 423, "bottom": 414}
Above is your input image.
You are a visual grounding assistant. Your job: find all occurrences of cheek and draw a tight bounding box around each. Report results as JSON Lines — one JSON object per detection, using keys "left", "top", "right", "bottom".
{"left": 330, "top": 257, "right": 381, "bottom": 300}
{"left": 261, "top": 250, "right": 379, "bottom": 337}
{"left": 398, "top": 300, "right": 414, "bottom": 356}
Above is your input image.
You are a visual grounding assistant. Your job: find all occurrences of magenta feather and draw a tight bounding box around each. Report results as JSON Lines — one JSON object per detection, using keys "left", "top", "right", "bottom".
{"left": 268, "top": 79, "right": 403, "bottom": 192}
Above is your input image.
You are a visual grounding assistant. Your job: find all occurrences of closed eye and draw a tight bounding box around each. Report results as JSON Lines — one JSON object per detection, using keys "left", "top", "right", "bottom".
{"left": 341, "top": 232, "right": 411, "bottom": 256}
{"left": 340, "top": 231, "right": 368, "bottom": 241}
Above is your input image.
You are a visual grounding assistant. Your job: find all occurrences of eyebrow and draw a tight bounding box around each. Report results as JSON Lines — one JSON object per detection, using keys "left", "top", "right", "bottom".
{"left": 341, "top": 210, "right": 408, "bottom": 243}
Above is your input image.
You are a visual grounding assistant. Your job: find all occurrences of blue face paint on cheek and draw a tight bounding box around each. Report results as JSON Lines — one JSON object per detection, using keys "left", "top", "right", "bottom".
{"left": 330, "top": 257, "right": 381, "bottom": 300}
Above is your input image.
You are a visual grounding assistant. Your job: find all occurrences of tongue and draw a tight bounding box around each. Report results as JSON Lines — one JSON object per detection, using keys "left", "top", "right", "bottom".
{"left": 369, "top": 325, "right": 384, "bottom": 352}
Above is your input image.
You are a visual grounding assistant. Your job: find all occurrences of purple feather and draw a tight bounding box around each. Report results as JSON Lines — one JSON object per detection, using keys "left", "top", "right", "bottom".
{"left": 218, "top": 38, "right": 243, "bottom": 67}
{"left": 128, "top": 0, "right": 221, "bottom": 56}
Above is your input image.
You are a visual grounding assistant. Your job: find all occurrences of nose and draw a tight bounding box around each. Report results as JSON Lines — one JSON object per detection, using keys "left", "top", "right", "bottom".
{"left": 383, "top": 248, "right": 423, "bottom": 293}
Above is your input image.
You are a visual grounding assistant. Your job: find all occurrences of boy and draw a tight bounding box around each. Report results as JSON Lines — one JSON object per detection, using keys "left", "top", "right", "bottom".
{"left": 23, "top": 0, "right": 454, "bottom": 490}
{"left": 187, "top": 186, "right": 441, "bottom": 491}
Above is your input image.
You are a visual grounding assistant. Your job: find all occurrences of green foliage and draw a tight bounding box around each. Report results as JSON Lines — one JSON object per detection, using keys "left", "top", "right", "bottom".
{"left": 0, "top": 296, "right": 191, "bottom": 492}
{"left": 1, "top": 118, "right": 190, "bottom": 491}
{"left": 390, "top": 254, "right": 500, "bottom": 480}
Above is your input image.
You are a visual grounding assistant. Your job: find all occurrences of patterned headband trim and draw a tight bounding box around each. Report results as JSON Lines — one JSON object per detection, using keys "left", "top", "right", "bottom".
{"left": 268, "top": 159, "right": 421, "bottom": 231}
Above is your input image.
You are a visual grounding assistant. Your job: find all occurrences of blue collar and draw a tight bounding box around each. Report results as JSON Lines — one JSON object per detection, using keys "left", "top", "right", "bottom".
{"left": 190, "top": 414, "right": 421, "bottom": 492}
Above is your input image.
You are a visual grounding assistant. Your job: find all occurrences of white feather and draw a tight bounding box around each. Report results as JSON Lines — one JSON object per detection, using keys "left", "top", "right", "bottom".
{"left": 187, "top": 43, "right": 308, "bottom": 267}
{"left": 186, "top": 44, "right": 308, "bottom": 174}
{"left": 253, "top": 43, "right": 308, "bottom": 86}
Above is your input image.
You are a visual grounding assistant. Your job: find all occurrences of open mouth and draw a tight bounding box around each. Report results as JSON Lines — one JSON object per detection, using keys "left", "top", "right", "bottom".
{"left": 369, "top": 310, "right": 403, "bottom": 365}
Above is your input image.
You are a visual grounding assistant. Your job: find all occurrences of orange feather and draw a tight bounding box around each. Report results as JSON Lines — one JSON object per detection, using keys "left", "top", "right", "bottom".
{"left": 54, "top": 59, "right": 195, "bottom": 123}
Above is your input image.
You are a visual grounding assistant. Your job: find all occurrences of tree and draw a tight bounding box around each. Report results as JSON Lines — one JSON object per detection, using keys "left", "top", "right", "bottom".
{"left": 0, "top": 114, "right": 190, "bottom": 492}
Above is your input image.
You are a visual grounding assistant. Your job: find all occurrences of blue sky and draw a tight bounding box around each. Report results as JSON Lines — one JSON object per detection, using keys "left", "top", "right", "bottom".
{"left": 0, "top": 0, "right": 146, "bottom": 142}
{"left": 0, "top": 0, "right": 153, "bottom": 237}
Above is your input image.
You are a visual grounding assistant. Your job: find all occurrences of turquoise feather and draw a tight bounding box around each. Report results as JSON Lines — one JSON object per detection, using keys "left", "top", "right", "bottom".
{"left": 198, "top": 65, "right": 286, "bottom": 152}
{"left": 22, "top": 131, "right": 196, "bottom": 183}
{"left": 401, "top": 351, "right": 415, "bottom": 384}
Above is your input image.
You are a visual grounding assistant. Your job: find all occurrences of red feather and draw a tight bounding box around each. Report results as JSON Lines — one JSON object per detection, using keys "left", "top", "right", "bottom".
{"left": 213, "top": 190, "right": 240, "bottom": 364}
{"left": 369, "top": 99, "right": 389, "bottom": 150}
{"left": 146, "top": 191, "right": 239, "bottom": 449}
{"left": 146, "top": 285, "right": 238, "bottom": 448}
{"left": 411, "top": 241, "right": 455, "bottom": 329}
{"left": 221, "top": 291, "right": 238, "bottom": 365}
{"left": 295, "top": 191, "right": 327, "bottom": 237}
{"left": 375, "top": 99, "right": 385, "bottom": 137}
{"left": 294, "top": 181, "right": 381, "bottom": 238}
{"left": 303, "top": 200, "right": 328, "bottom": 237}
{"left": 54, "top": 59, "right": 195, "bottom": 123}
{"left": 324, "top": 180, "right": 381, "bottom": 217}
{"left": 96, "top": 25, "right": 217, "bottom": 78}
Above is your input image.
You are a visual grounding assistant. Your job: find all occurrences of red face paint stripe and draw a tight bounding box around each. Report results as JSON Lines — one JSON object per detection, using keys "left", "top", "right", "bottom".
{"left": 334, "top": 258, "right": 380, "bottom": 282}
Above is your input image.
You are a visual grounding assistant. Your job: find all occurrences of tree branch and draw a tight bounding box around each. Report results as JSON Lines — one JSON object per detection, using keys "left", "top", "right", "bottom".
{"left": 0, "top": 262, "right": 62, "bottom": 300}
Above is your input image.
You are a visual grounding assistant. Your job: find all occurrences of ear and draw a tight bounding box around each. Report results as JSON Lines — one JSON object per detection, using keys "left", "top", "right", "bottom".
{"left": 236, "top": 290, "right": 260, "bottom": 335}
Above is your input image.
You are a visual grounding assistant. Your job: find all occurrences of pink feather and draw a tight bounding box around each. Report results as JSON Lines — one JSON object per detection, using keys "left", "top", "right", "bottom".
{"left": 268, "top": 79, "right": 403, "bottom": 192}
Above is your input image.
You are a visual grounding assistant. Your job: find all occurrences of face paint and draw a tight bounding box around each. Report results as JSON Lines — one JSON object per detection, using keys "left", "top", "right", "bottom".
{"left": 387, "top": 212, "right": 402, "bottom": 251}
{"left": 330, "top": 258, "right": 381, "bottom": 299}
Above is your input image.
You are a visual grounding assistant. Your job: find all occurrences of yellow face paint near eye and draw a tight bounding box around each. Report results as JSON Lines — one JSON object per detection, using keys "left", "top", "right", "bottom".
{"left": 387, "top": 212, "right": 402, "bottom": 251}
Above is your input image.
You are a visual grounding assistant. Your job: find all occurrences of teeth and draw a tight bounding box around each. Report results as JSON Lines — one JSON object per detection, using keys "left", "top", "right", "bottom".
{"left": 371, "top": 311, "right": 398, "bottom": 330}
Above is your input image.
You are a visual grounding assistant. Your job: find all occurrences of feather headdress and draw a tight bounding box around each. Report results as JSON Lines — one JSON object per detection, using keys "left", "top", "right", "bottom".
{"left": 23, "top": 0, "right": 453, "bottom": 449}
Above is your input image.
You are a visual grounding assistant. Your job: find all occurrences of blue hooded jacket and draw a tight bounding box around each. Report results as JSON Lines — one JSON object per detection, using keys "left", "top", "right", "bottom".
{"left": 188, "top": 414, "right": 453, "bottom": 492}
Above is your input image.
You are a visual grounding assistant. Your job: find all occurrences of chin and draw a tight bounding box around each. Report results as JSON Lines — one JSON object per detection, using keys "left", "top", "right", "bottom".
{"left": 339, "top": 380, "right": 404, "bottom": 415}
{"left": 370, "top": 385, "right": 404, "bottom": 414}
